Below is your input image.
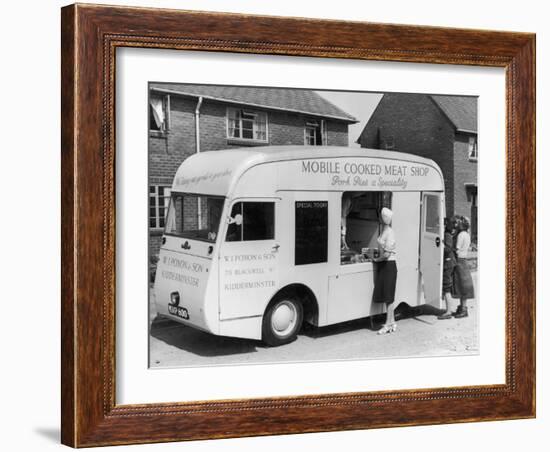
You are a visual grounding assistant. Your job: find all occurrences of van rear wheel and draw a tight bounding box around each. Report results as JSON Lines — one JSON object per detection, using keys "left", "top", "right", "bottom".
{"left": 262, "top": 296, "right": 303, "bottom": 346}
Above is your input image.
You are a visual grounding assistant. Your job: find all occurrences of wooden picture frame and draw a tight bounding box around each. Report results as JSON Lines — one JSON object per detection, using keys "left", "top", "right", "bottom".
{"left": 61, "top": 3, "right": 535, "bottom": 447}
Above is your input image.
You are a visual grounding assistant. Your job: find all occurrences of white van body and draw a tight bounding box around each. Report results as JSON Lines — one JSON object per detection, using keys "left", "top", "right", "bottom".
{"left": 153, "top": 146, "right": 445, "bottom": 344}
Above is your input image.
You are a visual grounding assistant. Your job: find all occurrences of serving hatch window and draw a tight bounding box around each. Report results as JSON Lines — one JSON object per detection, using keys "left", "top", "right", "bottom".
{"left": 165, "top": 193, "right": 224, "bottom": 243}
{"left": 341, "top": 191, "right": 392, "bottom": 265}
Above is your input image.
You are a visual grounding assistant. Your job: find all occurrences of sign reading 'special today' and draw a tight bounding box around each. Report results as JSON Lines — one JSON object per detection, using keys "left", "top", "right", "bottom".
{"left": 153, "top": 146, "right": 445, "bottom": 346}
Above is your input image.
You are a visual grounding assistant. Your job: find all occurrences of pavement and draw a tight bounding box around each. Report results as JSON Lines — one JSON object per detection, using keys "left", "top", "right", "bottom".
{"left": 149, "top": 272, "right": 478, "bottom": 368}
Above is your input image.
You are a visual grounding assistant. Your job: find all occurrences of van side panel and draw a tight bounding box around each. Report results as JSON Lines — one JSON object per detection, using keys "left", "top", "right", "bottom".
{"left": 232, "top": 165, "right": 277, "bottom": 198}
{"left": 276, "top": 190, "right": 331, "bottom": 326}
{"left": 218, "top": 238, "right": 279, "bottom": 320}
{"left": 277, "top": 157, "right": 443, "bottom": 192}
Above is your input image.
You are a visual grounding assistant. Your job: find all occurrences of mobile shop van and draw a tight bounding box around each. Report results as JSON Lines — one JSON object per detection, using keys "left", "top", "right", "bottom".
{"left": 153, "top": 146, "right": 445, "bottom": 346}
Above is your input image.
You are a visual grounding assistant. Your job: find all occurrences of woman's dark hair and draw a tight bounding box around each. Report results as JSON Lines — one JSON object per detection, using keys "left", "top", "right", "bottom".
{"left": 454, "top": 215, "right": 470, "bottom": 232}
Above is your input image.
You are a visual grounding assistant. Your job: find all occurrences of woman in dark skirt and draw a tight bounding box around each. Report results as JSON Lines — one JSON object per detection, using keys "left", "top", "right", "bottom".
{"left": 438, "top": 218, "right": 458, "bottom": 319}
{"left": 373, "top": 207, "right": 398, "bottom": 334}
{"left": 452, "top": 216, "right": 475, "bottom": 318}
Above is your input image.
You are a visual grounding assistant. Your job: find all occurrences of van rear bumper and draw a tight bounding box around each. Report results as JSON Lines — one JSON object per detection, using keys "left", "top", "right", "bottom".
{"left": 152, "top": 285, "right": 263, "bottom": 340}
{"left": 218, "top": 316, "right": 263, "bottom": 340}
{"left": 153, "top": 288, "right": 215, "bottom": 334}
{"left": 153, "top": 297, "right": 262, "bottom": 341}
{"left": 154, "top": 311, "right": 262, "bottom": 341}
{"left": 154, "top": 313, "right": 214, "bottom": 335}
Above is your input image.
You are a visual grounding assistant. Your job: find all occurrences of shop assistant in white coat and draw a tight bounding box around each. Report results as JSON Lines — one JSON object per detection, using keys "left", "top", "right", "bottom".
{"left": 153, "top": 146, "right": 445, "bottom": 346}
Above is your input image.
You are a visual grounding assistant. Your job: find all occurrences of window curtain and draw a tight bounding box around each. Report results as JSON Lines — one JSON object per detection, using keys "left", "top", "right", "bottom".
{"left": 150, "top": 97, "right": 165, "bottom": 129}
{"left": 165, "top": 203, "right": 176, "bottom": 233}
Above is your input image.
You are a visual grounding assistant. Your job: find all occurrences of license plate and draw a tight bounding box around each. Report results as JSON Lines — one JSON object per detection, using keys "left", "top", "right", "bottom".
{"left": 168, "top": 304, "right": 189, "bottom": 320}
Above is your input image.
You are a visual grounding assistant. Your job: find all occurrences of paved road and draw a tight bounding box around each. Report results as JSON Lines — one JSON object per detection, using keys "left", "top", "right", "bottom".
{"left": 149, "top": 273, "right": 478, "bottom": 368}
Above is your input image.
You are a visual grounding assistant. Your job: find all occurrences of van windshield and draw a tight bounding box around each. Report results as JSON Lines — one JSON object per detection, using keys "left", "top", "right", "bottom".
{"left": 165, "top": 193, "right": 225, "bottom": 243}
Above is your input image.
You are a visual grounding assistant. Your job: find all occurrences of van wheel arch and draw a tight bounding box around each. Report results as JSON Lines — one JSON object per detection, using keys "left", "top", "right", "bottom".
{"left": 271, "top": 284, "right": 318, "bottom": 325}
{"left": 261, "top": 284, "right": 318, "bottom": 347}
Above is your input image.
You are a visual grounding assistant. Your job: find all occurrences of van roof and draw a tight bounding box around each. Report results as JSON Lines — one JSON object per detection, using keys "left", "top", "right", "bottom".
{"left": 171, "top": 146, "right": 442, "bottom": 195}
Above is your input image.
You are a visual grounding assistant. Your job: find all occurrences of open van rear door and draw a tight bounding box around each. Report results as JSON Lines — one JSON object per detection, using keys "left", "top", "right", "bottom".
{"left": 420, "top": 192, "right": 444, "bottom": 308}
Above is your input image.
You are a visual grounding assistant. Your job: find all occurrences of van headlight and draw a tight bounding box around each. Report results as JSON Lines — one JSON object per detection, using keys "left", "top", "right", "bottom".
{"left": 170, "top": 292, "right": 180, "bottom": 306}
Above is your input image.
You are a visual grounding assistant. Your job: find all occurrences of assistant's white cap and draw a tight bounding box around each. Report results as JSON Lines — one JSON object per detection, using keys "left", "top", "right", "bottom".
{"left": 381, "top": 207, "right": 393, "bottom": 225}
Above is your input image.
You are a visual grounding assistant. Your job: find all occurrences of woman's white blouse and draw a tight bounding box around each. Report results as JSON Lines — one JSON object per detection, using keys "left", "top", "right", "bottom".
{"left": 377, "top": 227, "right": 397, "bottom": 261}
{"left": 456, "top": 231, "right": 471, "bottom": 258}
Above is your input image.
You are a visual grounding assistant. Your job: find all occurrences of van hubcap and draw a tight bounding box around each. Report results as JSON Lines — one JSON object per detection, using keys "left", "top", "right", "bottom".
{"left": 271, "top": 301, "right": 297, "bottom": 337}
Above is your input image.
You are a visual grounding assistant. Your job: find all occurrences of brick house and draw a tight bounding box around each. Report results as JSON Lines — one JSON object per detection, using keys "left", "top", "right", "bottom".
{"left": 357, "top": 93, "right": 478, "bottom": 241}
{"left": 149, "top": 83, "right": 357, "bottom": 261}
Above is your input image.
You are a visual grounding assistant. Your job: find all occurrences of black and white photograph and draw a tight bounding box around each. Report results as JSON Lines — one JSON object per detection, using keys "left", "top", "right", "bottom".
{"left": 148, "top": 83, "right": 479, "bottom": 368}
{"left": 2, "top": 0, "right": 543, "bottom": 449}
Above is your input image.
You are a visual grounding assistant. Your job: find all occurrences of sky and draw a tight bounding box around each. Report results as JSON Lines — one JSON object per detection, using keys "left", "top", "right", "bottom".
{"left": 317, "top": 90, "right": 383, "bottom": 147}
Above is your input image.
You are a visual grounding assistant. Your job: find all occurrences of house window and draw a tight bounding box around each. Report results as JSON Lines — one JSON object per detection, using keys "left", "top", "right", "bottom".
{"left": 468, "top": 136, "right": 478, "bottom": 161}
{"left": 383, "top": 135, "right": 395, "bottom": 150}
{"left": 304, "top": 119, "right": 326, "bottom": 146}
{"left": 149, "top": 94, "right": 170, "bottom": 133}
{"left": 227, "top": 108, "right": 268, "bottom": 141}
{"left": 149, "top": 185, "right": 171, "bottom": 229}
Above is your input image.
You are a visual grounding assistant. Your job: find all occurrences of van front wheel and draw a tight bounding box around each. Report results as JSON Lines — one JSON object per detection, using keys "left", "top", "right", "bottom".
{"left": 262, "top": 297, "right": 303, "bottom": 346}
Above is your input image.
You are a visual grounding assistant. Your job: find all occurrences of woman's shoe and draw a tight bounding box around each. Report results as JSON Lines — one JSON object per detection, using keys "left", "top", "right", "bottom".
{"left": 389, "top": 322, "right": 397, "bottom": 333}
{"left": 377, "top": 324, "right": 393, "bottom": 335}
{"left": 438, "top": 313, "right": 453, "bottom": 320}
{"left": 453, "top": 307, "right": 469, "bottom": 318}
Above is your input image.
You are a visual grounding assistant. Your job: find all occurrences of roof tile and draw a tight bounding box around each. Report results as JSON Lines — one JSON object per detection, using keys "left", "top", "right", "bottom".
{"left": 150, "top": 83, "right": 357, "bottom": 122}
{"left": 430, "top": 95, "right": 478, "bottom": 132}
